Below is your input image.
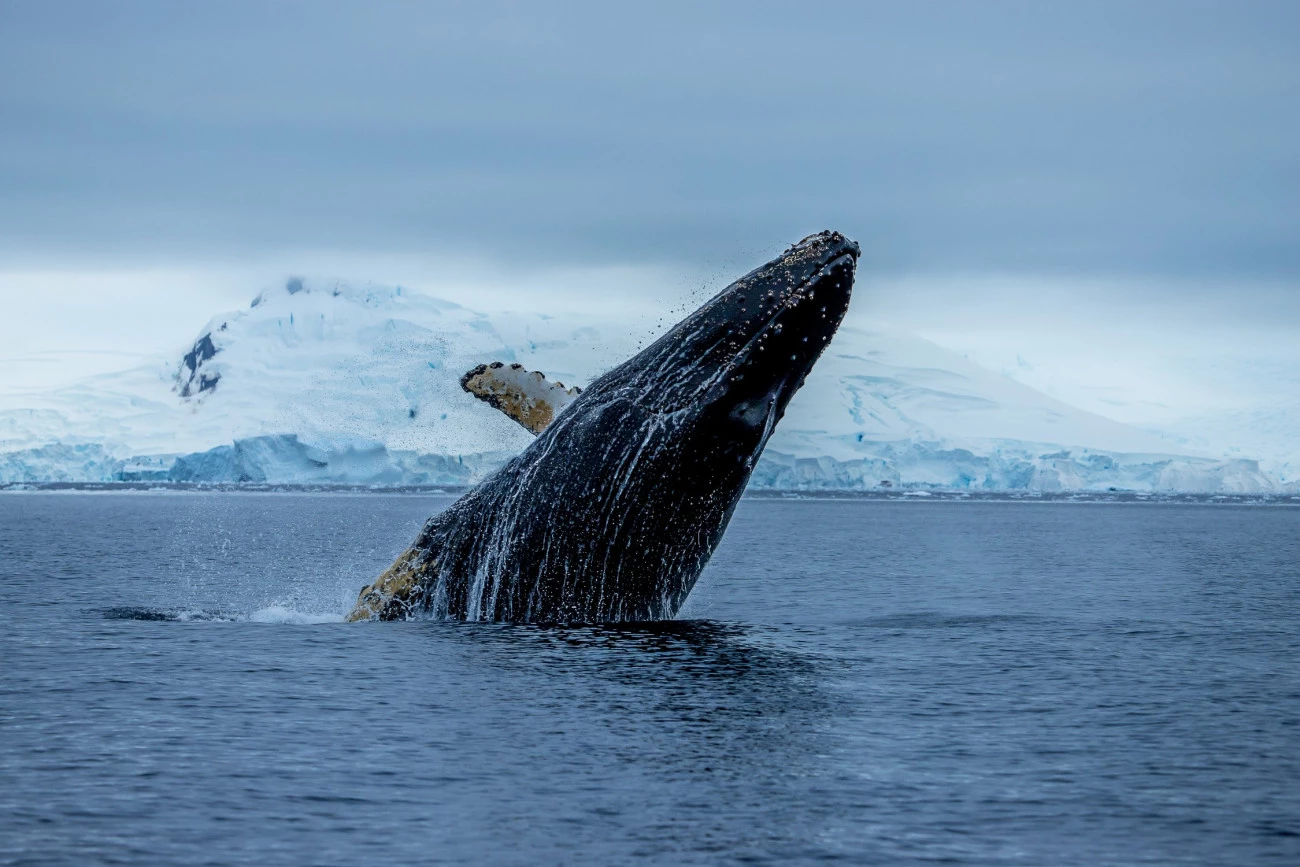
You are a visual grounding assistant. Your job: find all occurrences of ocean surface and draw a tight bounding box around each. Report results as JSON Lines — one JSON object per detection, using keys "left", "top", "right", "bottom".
{"left": 1, "top": 493, "right": 1297, "bottom": 865}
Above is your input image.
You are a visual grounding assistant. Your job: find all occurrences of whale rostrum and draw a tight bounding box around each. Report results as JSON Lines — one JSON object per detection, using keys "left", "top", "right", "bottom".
{"left": 347, "top": 230, "right": 859, "bottom": 623}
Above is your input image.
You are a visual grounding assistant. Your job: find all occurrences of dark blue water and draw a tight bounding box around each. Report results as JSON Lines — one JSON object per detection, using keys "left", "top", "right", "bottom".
{"left": 1, "top": 493, "right": 1297, "bottom": 865}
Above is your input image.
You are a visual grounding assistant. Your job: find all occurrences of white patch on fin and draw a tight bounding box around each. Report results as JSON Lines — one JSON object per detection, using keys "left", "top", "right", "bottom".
{"left": 460, "top": 362, "right": 582, "bottom": 435}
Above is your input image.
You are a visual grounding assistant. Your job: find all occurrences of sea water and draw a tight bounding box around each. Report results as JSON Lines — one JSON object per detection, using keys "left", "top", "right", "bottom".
{"left": 1, "top": 493, "right": 1297, "bottom": 865}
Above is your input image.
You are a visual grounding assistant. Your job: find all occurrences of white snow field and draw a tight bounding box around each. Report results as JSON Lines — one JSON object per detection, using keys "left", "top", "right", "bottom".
{"left": 0, "top": 278, "right": 1290, "bottom": 493}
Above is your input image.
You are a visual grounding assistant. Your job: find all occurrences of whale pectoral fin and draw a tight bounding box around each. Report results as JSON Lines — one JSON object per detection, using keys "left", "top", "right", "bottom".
{"left": 460, "top": 362, "right": 582, "bottom": 435}
{"left": 346, "top": 547, "right": 428, "bottom": 621}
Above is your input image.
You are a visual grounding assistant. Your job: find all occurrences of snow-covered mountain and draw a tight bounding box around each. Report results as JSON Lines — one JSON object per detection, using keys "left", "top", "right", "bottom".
{"left": 756, "top": 329, "right": 1286, "bottom": 493}
{"left": 0, "top": 278, "right": 1289, "bottom": 493}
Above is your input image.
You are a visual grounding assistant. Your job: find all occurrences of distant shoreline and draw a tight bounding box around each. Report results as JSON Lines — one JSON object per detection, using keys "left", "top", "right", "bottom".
{"left": 2, "top": 481, "right": 1297, "bottom": 505}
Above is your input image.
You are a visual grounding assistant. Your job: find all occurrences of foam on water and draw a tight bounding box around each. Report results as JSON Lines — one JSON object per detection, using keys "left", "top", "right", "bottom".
{"left": 248, "top": 605, "right": 345, "bottom": 624}
{"left": 101, "top": 605, "right": 344, "bottom": 624}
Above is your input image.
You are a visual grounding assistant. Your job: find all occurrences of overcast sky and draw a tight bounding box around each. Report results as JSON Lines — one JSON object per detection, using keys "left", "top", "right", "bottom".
{"left": 1, "top": 0, "right": 1298, "bottom": 403}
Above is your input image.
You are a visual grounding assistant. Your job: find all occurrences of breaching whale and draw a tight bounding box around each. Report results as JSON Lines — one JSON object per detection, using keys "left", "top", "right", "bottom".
{"left": 348, "top": 230, "right": 859, "bottom": 622}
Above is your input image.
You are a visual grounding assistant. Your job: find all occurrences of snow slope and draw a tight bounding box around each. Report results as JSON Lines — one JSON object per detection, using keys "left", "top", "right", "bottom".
{"left": 0, "top": 279, "right": 1289, "bottom": 492}
{"left": 755, "top": 327, "right": 1284, "bottom": 492}
{"left": 0, "top": 281, "right": 573, "bottom": 458}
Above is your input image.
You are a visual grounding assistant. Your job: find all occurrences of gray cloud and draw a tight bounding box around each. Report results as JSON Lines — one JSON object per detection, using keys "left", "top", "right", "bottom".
{"left": 2, "top": 0, "right": 1299, "bottom": 280}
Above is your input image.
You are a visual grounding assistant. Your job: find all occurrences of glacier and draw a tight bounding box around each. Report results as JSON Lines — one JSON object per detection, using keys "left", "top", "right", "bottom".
{"left": 0, "top": 277, "right": 1293, "bottom": 493}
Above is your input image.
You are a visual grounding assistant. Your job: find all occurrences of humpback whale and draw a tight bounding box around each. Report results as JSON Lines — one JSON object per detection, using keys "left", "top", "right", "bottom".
{"left": 348, "top": 230, "right": 858, "bottom": 622}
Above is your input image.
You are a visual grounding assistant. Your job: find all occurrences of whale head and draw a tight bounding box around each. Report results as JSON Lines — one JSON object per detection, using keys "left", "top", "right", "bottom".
{"left": 569, "top": 229, "right": 858, "bottom": 471}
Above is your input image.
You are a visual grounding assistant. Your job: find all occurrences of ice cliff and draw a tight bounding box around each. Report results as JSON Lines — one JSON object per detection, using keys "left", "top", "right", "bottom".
{"left": 0, "top": 278, "right": 1292, "bottom": 493}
